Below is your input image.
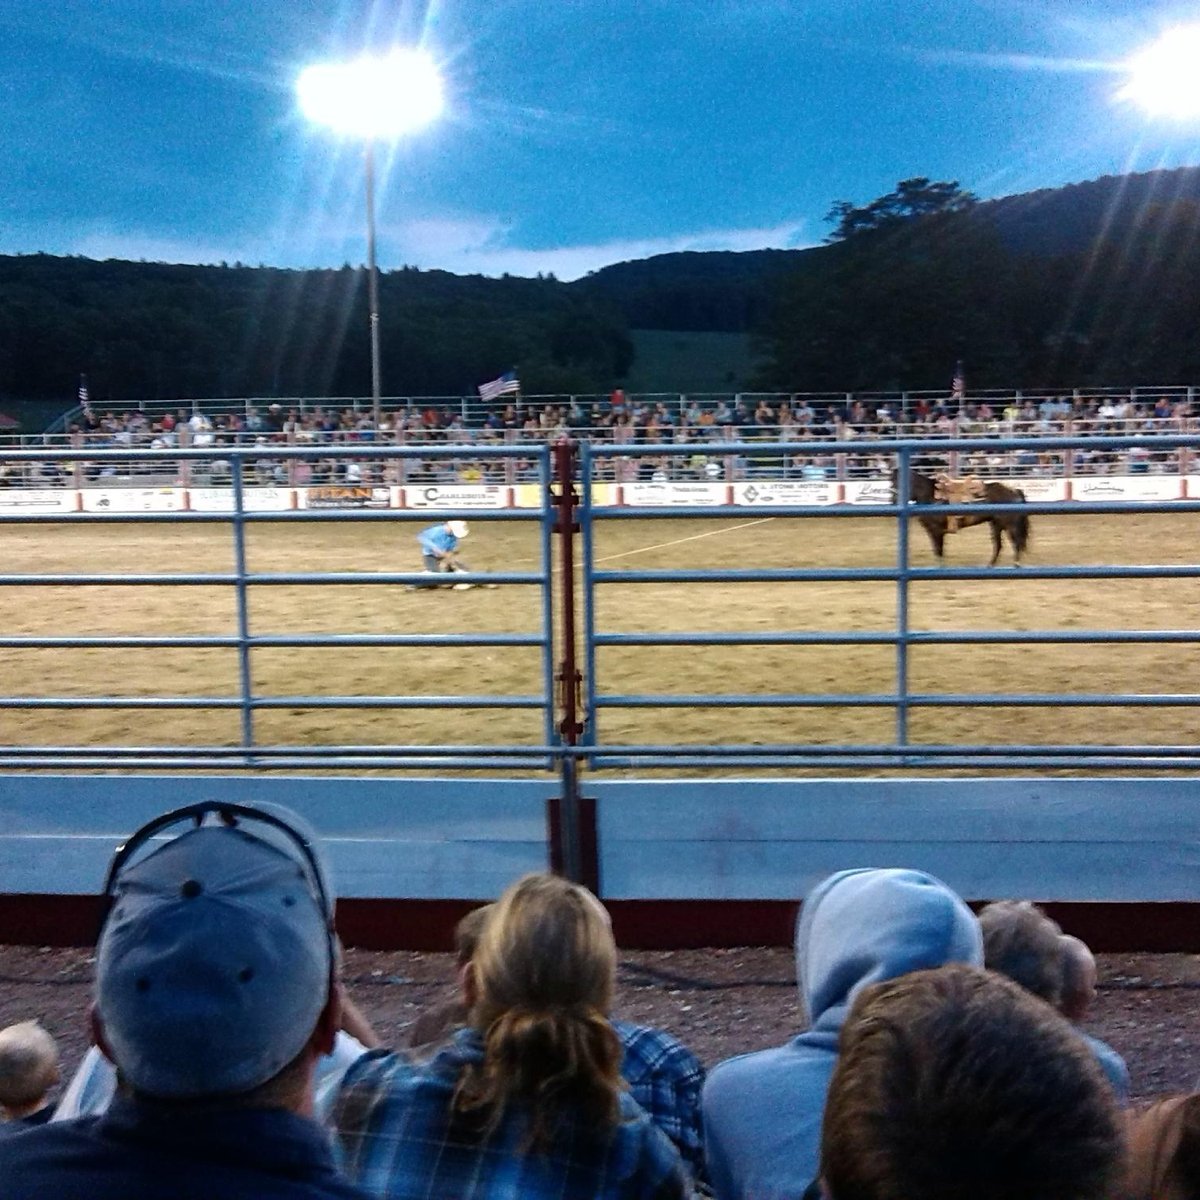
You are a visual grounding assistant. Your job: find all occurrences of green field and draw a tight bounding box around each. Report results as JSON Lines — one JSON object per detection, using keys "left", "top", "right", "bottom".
{"left": 625, "top": 329, "right": 761, "bottom": 393}
{"left": 2, "top": 509, "right": 1198, "bottom": 765}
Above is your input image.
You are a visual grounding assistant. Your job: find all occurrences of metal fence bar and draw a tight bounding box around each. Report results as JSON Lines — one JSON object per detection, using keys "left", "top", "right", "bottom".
{"left": 591, "top": 630, "right": 1200, "bottom": 646}
{"left": 230, "top": 457, "right": 255, "bottom": 754}
{"left": 592, "top": 566, "right": 1200, "bottom": 583}
{"left": 0, "top": 696, "right": 547, "bottom": 709}
{"left": 0, "top": 634, "right": 544, "bottom": 648}
{"left": 592, "top": 693, "right": 1200, "bottom": 708}
{"left": 895, "top": 445, "right": 912, "bottom": 747}
{"left": 580, "top": 443, "right": 599, "bottom": 763}
{"left": 538, "top": 449, "right": 558, "bottom": 766}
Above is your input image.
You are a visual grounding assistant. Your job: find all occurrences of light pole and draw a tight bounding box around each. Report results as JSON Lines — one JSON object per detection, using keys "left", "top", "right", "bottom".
{"left": 297, "top": 48, "right": 444, "bottom": 428}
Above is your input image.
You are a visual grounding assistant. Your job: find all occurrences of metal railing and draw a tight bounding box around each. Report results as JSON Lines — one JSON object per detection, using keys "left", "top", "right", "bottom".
{"left": 24, "top": 382, "right": 1200, "bottom": 441}
{"left": 577, "top": 432, "right": 1200, "bottom": 772}
{"left": 0, "top": 442, "right": 559, "bottom": 772}
{"left": 3, "top": 415, "right": 1197, "bottom": 485}
{"left": 2, "top": 433, "right": 1200, "bottom": 776}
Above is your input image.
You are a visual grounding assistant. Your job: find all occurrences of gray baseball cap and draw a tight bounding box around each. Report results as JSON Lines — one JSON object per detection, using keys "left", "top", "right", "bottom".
{"left": 96, "top": 802, "right": 335, "bottom": 1100}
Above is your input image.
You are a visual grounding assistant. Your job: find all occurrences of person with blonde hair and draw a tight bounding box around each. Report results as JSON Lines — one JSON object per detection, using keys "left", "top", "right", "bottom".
{"left": 0, "top": 1021, "right": 59, "bottom": 1131}
{"left": 333, "top": 873, "right": 688, "bottom": 1199}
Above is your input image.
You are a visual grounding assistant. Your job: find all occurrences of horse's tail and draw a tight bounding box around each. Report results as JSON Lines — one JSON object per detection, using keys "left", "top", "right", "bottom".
{"left": 1013, "top": 488, "right": 1031, "bottom": 554}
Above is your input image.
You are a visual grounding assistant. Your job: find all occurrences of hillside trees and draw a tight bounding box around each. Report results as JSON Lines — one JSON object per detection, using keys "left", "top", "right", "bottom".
{"left": 824, "top": 178, "right": 978, "bottom": 242}
{"left": 756, "top": 205, "right": 1020, "bottom": 390}
{"left": 0, "top": 255, "right": 633, "bottom": 403}
{"left": 755, "top": 184, "right": 1200, "bottom": 391}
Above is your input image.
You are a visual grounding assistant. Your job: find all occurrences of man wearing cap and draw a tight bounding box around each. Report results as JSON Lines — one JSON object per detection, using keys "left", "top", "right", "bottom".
{"left": 0, "top": 801, "right": 369, "bottom": 1199}
{"left": 412, "top": 519, "right": 471, "bottom": 589}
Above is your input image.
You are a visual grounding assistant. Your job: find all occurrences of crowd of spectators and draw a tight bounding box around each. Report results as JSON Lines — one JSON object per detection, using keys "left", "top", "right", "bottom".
{"left": 0, "top": 798, "right": 1195, "bottom": 1199}
{"left": 0, "top": 391, "right": 1195, "bottom": 488}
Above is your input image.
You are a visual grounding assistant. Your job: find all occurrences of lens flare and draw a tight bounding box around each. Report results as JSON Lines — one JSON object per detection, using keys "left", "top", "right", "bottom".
{"left": 1117, "top": 24, "right": 1200, "bottom": 119}
{"left": 297, "top": 48, "right": 444, "bottom": 139}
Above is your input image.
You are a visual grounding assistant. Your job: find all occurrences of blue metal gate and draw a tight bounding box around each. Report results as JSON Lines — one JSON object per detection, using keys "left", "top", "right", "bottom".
{"left": 0, "top": 442, "right": 558, "bottom": 772}
{"left": 577, "top": 433, "right": 1200, "bottom": 771}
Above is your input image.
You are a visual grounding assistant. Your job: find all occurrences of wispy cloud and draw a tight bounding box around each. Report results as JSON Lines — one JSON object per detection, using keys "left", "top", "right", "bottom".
{"left": 27, "top": 214, "right": 813, "bottom": 281}
{"left": 378, "top": 215, "right": 813, "bottom": 279}
{"left": 899, "top": 45, "right": 1115, "bottom": 75}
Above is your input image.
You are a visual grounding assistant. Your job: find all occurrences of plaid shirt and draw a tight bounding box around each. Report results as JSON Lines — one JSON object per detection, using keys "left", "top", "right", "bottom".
{"left": 613, "top": 1021, "right": 706, "bottom": 1184}
{"left": 332, "top": 1028, "right": 690, "bottom": 1200}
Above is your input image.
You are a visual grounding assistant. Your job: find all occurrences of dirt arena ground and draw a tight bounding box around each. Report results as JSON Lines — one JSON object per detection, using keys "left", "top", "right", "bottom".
{"left": 2, "top": 508, "right": 1199, "bottom": 757}
{"left": 2, "top": 944, "right": 1198, "bottom": 1105}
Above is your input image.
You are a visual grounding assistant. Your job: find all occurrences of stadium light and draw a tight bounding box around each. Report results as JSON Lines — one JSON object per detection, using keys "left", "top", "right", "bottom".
{"left": 297, "top": 49, "right": 445, "bottom": 427}
{"left": 1116, "top": 24, "right": 1200, "bottom": 119}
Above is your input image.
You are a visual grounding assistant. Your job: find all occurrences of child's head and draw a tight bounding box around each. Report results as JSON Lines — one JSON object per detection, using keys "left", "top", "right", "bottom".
{"left": 0, "top": 1021, "right": 60, "bottom": 1117}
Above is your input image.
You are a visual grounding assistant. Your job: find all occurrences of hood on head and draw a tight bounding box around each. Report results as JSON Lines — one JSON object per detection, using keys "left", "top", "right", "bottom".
{"left": 796, "top": 867, "right": 982, "bottom": 1033}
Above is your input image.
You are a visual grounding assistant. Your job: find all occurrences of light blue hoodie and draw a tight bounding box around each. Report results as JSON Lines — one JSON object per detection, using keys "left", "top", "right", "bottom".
{"left": 702, "top": 867, "right": 984, "bottom": 1200}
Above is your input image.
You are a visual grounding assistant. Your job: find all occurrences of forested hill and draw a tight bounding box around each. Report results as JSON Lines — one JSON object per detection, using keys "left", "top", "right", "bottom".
{"left": 574, "top": 166, "right": 1200, "bottom": 333}
{"left": 570, "top": 249, "right": 803, "bottom": 334}
{"left": 3, "top": 165, "right": 1200, "bottom": 407}
{"left": 0, "top": 256, "right": 633, "bottom": 402}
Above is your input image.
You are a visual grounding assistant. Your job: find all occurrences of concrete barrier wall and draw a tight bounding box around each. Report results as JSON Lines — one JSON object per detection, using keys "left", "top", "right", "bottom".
{"left": 593, "top": 778, "right": 1200, "bottom": 902}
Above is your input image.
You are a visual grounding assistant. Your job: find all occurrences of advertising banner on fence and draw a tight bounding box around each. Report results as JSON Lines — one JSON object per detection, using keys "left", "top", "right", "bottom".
{"left": 1071, "top": 475, "right": 1183, "bottom": 502}
{"left": 732, "top": 480, "right": 838, "bottom": 507}
{"left": 301, "top": 485, "right": 392, "bottom": 510}
{"left": 402, "top": 485, "right": 509, "bottom": 509}
{"left": 0, "top": 488, "right": 77, "bottom": 514}
{"left": 189, "top": 487, "right": 294, "bottom": 512}
{"left": 80, "top": 488, "right": 185, "bottom": 513}
{"left": 513, "top": 484, "right": 616, "bottom": 509}
{"left": 843, "top": 479, "right": 893, "bottom": 505}
{"left": 1000, "top": 477, "right": 1067, "bottom": 502}
{"left": 621, "top": 481, "right": 728, "bottom": 506}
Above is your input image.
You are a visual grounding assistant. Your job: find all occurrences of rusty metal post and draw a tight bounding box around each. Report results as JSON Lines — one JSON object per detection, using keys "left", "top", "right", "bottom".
{"left": 549, "top": 437, "right": 597, "bottom": 890}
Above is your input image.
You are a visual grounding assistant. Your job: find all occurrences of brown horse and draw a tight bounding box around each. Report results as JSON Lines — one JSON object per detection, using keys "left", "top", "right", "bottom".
{"left": 896, "top": 469, "right": 1030, "bottom": 566}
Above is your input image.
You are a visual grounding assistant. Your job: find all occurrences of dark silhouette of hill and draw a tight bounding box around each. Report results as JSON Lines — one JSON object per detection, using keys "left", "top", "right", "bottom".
{"left": 575, "top": 166, "right": 1200, "bottom": 334}
{"left": 571, "top": 249, "right": 803, "bottom": 333}
{"left": 3, "top": 165, "right": 1200, "bottom": 410}
{"left": 0, "top": 255, "right": 632, "bottom": 404}
{"left": 753, "top": 173, "right": 1200, "bottom": 391}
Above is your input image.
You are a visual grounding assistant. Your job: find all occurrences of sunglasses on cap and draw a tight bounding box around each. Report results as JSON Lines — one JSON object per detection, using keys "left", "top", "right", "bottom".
{"left": 102, "top": 800, "right": 335, "bottom": 929}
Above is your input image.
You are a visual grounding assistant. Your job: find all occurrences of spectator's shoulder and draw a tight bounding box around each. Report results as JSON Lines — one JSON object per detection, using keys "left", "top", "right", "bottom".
{"left": 613, "top": 1020, "right": 704, "bottom": 1084}
{"left": 704, "top": 1040, "right": 807, "bottom": 1104}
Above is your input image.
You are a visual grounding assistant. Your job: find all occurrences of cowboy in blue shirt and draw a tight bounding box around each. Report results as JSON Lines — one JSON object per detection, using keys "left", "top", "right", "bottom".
{"left": 413, "top": 521, "right": 469, "bottom": 587}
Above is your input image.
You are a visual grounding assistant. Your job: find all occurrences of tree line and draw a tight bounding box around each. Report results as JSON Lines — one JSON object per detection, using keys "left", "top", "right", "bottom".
{"left": 3, "top": 166, "right": 1200, "bottom": 411}
{"left": 0, "top": 256, "right": 633, "bottom": 404}
{"left": 753, "top": 176, "right": 1200, "bottom": 390}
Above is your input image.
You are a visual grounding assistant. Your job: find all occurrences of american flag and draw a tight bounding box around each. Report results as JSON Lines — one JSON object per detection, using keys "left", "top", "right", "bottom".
{"left": 951, "top": 360, "right": 965, "bottom": 400}
{"left": 478, "top": 371, "right": 520, "bottom": 402}
{"left": 78, "top": 375, "right": 90, "bottom": 405}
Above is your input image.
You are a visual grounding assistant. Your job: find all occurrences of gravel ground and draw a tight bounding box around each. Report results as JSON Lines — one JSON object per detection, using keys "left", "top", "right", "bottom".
{"left": 3, "top": 945, "right": 1198, "bottom": 1105}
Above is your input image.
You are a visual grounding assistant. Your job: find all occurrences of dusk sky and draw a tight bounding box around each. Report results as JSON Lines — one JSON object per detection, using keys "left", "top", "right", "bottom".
{"left": 3, "top": 1, "right": 1199, "bottom": 281}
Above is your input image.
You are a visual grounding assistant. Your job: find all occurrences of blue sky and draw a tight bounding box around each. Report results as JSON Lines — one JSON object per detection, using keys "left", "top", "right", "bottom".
{"left": 2, "top": 0, "right": 1199, "bottom": 280}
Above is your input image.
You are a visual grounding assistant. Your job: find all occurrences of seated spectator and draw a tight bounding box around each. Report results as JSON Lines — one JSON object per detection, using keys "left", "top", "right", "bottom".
{"left": 1125, "top": 1094, "right": 1200, "bottom": 1200}
{"left": 0, "top": 800, "right": 369, "bottom": 1199}
{"left": 817, "top": 964, "right": 1125, "bottom": 1200}
{"left": 0, "top": 1022, "right": 59, "bottom": 1132}
{"left": 333, "top": 872, "right": 689, "bottom": 1199}
{"left": 978, "top": 900, "right": 1129, "bottom": 1100}
{"left": 406, "top": 903, "right": 707, "bottom": 1182}
{"left": 702, "top": 867, "right": 983, "bottom": 1200}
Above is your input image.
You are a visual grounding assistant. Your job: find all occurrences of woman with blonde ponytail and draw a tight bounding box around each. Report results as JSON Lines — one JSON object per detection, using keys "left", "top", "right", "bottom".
{"left": 333, "top": 873, "right": 689, "bottom": 1199}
